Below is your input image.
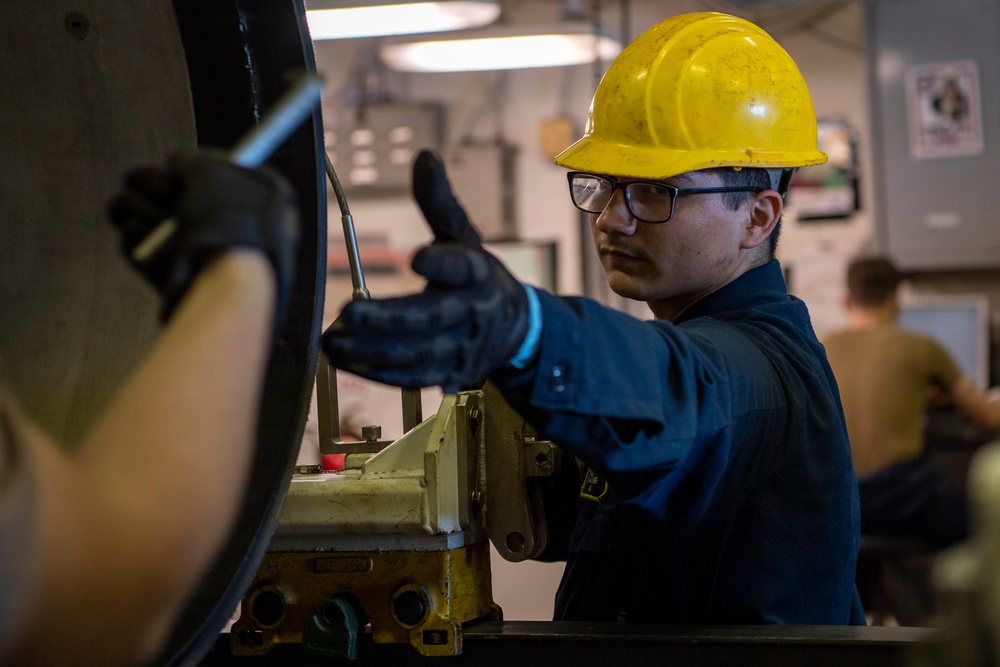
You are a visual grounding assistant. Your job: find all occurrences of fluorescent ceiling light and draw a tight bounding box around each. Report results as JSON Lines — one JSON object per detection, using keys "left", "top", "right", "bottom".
{"left": 306, "top": 0, "right": 500, "bottom": 40}
{"left": 379, "top": 21, "right": 622, "bottom": 72}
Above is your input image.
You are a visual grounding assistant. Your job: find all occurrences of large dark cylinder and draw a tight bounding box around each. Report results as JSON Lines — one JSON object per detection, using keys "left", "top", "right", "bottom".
{"left": 0, "top": 2, "right": 326, "bottom": 664}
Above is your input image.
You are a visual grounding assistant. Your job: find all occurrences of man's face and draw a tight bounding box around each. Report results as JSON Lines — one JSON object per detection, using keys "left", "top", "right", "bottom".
{"left": 590, "top": 170, "right": 754, "bottom": 319}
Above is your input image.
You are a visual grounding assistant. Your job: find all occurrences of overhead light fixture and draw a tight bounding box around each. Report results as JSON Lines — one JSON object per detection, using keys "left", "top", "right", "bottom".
{"left": 306, "top": 0, "right": 500, "bottom": 40}
{"left": 379, "top": 20, "right": 622, "bottom": 72}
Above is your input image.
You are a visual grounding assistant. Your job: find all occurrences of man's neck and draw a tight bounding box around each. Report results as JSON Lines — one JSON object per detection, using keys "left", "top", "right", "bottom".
{"left": 848, "top": 303, "right": 897, "bottom": 329}
{"left": 648, "top": 256, "right": 770, "bottom": 322}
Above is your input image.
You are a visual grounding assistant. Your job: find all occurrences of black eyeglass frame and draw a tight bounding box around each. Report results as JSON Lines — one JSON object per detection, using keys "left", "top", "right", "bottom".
{"left": 566, "top": 171, "right": 764, "bottom": 223}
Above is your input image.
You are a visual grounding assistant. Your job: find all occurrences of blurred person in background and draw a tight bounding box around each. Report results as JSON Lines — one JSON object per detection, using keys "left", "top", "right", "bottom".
{"left": 823, "top": 255, "right": 1000, "bottom": 624}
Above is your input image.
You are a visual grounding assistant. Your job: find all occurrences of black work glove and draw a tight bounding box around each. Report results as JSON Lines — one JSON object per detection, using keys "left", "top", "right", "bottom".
{"left": 321, "top": 150, "right": 531, "bottom": 393}
{"left": 107, "top": 151, "right": 299, "bottom": 326}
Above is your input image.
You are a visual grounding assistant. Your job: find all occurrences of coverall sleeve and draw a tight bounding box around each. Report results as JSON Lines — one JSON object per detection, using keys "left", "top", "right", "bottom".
{"left": 492, "top": 291, "right": 787, "bottom": 477}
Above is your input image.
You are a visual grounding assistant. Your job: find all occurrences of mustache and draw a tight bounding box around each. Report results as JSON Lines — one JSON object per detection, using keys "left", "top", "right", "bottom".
{"left": 598, "top": 243, "right": 642, "bottom": 259}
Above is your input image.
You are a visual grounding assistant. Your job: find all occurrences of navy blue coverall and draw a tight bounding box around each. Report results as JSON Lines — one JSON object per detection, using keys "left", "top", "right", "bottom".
{"left": 492, "top": 261, "right": 865, "bottom": 625}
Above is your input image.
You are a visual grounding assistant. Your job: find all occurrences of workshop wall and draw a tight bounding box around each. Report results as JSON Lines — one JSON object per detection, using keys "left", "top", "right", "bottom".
{"left": 867, "top": 0, "right": 1000, "bottom": 270}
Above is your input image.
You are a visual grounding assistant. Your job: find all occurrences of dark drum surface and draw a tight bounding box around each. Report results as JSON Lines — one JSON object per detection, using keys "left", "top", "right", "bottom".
{"left": 0, "top": 2, "right": 326, "bottom": 664}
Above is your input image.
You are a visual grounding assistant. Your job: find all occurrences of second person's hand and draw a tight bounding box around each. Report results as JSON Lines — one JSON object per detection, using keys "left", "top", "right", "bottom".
{"left": 322, "top": 150, "right": 534, "bottom": 393}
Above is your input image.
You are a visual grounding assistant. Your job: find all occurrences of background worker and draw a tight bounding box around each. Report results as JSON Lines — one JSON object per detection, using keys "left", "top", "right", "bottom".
{"left": 823, "top": 256, "right": 1000, "bottom": 548}
{"left": 0, "top": 153, "right": 299, "bottom": 666}
{"left": 324, "top": 12, "right": 863, "bottom": 625}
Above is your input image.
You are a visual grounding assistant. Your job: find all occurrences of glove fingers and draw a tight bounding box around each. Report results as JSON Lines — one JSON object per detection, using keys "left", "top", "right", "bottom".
{"left": 323, "top": 328, "right": 462, "bottom": 389}
{"left": 412, "top": 150, "right": 481, "bottom": 247}
{"left": 327, "top": 335, "right": 461, "bottom": 374}
{"left": 337, "top": 293, "right": 476, "bottom": 333}
{"left": 411, "top": 244, "right": 491, "bottom": 287}
{"left": 123, "top": 166, "right": 183, "bottom": 211}
{"left": 107, "top": 191, "right": 170, "bottom": 244}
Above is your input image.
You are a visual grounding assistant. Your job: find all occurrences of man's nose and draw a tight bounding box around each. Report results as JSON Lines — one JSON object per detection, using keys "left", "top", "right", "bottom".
{"left": 594, "top": 189, "right": 638, "bottom": 235}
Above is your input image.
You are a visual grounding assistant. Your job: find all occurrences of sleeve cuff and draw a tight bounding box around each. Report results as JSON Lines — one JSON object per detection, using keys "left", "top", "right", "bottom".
{"left": 508, "top": 284, "right": 542, "bottom": 369}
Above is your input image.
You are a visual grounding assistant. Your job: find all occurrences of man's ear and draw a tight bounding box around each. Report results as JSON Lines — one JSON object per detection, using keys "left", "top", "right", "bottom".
{"left": 740, "top": 190, "right": 783, "bottom": 249}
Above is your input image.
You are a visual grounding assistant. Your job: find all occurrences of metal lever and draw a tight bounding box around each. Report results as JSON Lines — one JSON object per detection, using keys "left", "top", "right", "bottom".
{"left": 318, "top": 150, "right": 423, "bottom": 456}
{"left": 325, "top": 154, "right": 369, "bottom": 302}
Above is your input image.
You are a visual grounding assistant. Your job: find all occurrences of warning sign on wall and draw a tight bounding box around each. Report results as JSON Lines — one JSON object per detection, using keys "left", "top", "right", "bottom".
{"left": 905, "top": 60, "right": 983, "bottom": 160}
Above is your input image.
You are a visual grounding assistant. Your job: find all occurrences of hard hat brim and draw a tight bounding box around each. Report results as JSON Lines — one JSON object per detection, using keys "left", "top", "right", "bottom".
{"left": 554, "top": 135, "right": 828, "bottom": 181}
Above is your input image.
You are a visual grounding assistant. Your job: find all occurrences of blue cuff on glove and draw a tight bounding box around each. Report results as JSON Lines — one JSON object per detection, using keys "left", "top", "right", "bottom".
{"left": 508, "top": 284, "right": 542, "bottom": 369}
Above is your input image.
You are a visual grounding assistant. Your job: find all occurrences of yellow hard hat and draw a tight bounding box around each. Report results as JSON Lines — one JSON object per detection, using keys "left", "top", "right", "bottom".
{"left": 555, "top": 12, "right": 827, "bottom": 179}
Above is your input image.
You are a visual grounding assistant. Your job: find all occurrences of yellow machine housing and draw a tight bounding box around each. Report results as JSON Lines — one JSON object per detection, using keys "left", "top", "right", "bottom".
{"left": 231, "top": 382, "right": 558, "bottom": 658}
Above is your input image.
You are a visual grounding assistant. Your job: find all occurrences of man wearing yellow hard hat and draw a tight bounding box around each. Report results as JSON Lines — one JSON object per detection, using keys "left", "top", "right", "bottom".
{"left": 324, "top": 12, "right": 864, "bottom": 625}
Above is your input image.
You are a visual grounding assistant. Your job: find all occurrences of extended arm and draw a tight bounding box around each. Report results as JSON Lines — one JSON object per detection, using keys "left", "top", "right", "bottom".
{"left": 949, "top": 375, "right": 1000, "bottom": 431}
{"left": 490, "top": 292, "right": 779, "bottom": 474}
{"left": 6, "top": 154, "right": 298, "bottom": 666}
{"left": 10, "top": 253, "right": 274, "bottom": 666}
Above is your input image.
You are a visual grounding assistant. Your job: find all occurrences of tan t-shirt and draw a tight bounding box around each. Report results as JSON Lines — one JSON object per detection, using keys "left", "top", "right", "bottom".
{"left": 0, "top": 390, "right": 38, "bottom": 652}
{"left": 822, "top": 325, "right": 962, "bottom": 477}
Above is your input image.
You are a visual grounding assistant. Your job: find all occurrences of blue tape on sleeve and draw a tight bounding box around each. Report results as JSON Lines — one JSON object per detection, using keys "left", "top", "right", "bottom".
{"left": 508, "top": 284, "right": 542, "bottom": 369}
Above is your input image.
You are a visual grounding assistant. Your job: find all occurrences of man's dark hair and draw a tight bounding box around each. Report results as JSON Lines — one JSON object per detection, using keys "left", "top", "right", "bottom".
{"left": 712, "top": 167, "right": 781, "bottom": 259}
{"left": 846, "top": 256, "right": 901, "bottom": 307}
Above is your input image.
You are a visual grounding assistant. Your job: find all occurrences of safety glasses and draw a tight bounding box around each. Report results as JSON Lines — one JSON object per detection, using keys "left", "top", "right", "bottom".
{"left": 567, "top": 171, "right": 760, "bottom": 223}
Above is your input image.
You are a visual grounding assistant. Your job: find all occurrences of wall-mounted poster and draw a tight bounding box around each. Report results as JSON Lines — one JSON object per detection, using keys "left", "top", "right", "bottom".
{"left": 905, "top": 60, "right": 983, "bottom": 160}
